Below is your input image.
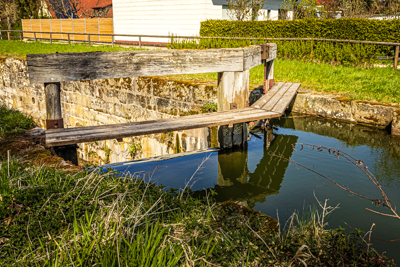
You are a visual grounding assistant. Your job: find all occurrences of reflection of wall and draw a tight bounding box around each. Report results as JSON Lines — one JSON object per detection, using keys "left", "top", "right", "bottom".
{"left": 214, "top": 131, "right": 298, "bottom": 208}
{"left": 279, "top": 116, "right": 400, "bottom": 188}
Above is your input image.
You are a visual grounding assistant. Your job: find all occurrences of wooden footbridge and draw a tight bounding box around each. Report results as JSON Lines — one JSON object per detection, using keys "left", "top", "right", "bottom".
{"left": 26, "top": 43, "right": 300, "bottom": 162}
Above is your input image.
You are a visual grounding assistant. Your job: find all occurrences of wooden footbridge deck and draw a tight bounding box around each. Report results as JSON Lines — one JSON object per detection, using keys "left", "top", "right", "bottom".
{"left": 45, "top": 82, "right": 300, "bottom": 147}
{"left": 26, "top": 43, "right": 300, "bottom": 162}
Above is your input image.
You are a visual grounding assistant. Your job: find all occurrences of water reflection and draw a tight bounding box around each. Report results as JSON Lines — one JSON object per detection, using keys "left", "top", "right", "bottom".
{"left": 275, "top": 115, "right": 400, "bottom": 188}
{"left": 203, "top": 129, "right": 298, "bottom": 208}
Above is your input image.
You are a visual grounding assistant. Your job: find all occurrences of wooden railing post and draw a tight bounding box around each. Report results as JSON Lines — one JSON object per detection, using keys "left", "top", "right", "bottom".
{"left": 44, "top": 82, "right": 78, "bottom": 165}
{"left": 139, "top": 36, "right": 142, "bottom": 48}
{"left": 7, "top": 31, "right": 10, "bottom": 41}
{"left": 217, "top": 70, "right": 250, "bottom": 148}
{"left": 261, "top": 43, "right": 275, "bottom": 94}
{"left": 394, "top": 45, "right": 399, "bottom": 70}
{"left": 19, "top": 32, "right": 23, "bottom": 41}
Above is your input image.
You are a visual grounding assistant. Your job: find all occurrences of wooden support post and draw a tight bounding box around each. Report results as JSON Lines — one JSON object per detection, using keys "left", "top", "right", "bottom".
{"left": 139, "top": 36, "right": 142, "bottom": 48}
{"left": 34, "top": 32, "right": 37, "bottom": 42}
{"left": 68, "top": 33, "right": 70, "bottom": 44}
{"left": 112, "top": 35, "right": 114, "bottom": 47}
{"left": 19, "top": 32, "right": 23, "bottom": 41}
{"left": 217, "top": 71, "right": 250, "bottom": 148}
{"left": 7, "top": 31, "right": 11, "bottom": 41}
{"left": 264, "top": 60, "right": 274, "bottom": 94}
{"left": 88, "top": 34, "right": 91, "bottom": 46}
{"left": 394, "top": 46, "right": 399, "bottom": 70}
{"left": 50, "top": 33, "right": 52, "bottom": 43}
{"left": 44, "top": 83, "right": 78, "bottom": 165}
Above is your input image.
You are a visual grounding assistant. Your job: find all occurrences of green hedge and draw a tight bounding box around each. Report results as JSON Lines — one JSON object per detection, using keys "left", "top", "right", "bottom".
{"left": 170, "top": 18, "right": 400, "bottom": 66}
{"left": 200, "top": 19, "right": 400, "bottom": 41}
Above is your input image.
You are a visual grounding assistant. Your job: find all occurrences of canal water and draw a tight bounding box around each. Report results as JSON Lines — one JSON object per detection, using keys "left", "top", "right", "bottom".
{"left": 104, "top": 116, "right": 400, "bottom": 261}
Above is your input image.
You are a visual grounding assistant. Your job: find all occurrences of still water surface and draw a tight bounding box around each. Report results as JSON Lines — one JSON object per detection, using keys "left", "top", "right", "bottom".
{"left": 105, "top": 116, "right": 400, "bottom": 261}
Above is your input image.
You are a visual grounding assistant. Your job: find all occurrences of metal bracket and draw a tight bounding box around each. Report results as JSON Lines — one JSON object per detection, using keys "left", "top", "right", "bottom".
{"left": 261, "top": 43, "right": 269, "bottom": 61}
{"left": 46, "top": 118, "right": 64, "bottom": 129}
{"left": 230, "top": 103, "right": 238, "bottom": 110}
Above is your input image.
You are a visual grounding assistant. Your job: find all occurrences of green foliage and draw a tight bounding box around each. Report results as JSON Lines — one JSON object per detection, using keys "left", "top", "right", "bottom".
{"left": 204, "top": 101, "right": 218, "bottom": 112}
{"left": 128, "top": 143, "right": 142, "bottom": 156}
{"left": 0, "top": 161, "right": 395, "bottom": 266}
{"left": 170, "top": 18, "right": 400, "bottom": 66}
{"left": 0, "top": 105, "right": 35, "bottom": 138}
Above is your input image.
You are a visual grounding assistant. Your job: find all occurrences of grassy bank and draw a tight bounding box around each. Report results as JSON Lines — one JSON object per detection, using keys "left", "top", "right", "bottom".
{"left": 167, "top": 60, "right": 400, "bottom": 104}
{"left": 0, "top": 106, "right": 395, "bottom": 265}
{"left": 0, "top": 39, "right": 141, "bottom": 58}
{"left": 1, "top": 40, "right": 399, "bottom": 103}
{"left": 0, "top": 159, "right": 394, "bottom": 266}
{"left": 0, "top": 105, "right": 35, "bottom": 139}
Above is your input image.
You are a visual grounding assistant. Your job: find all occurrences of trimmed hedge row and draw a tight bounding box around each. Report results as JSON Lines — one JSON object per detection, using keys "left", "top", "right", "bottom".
{"left": 200, "top": 19, "right": 400, "bottom": 42}
{"left": 169, "top": 19, "right": 400, "bottom": 66}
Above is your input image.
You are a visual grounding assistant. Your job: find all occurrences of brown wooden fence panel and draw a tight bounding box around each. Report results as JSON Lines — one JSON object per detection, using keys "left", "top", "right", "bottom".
{"left": 21, "top": 19, "right": 33, "bottom": 38}
{"left": 85, "top": 18, "right": 99, "bottom": 41}
{"left": 50, "top": 19, "right": 62, "bottom": 40}
{"left": 20, "top": 18, "right": 113, "bottom": 42}
{"left": 99, "top": 18, "right": 113, "bottom": 42}
{"left": 41, "top": 19, "right": 51, "bottom": 39}
{"left": 73, "top": 19, "right": 86, "bottom": 41}
{"left": 61, "top": 19, "right": 73, "bottom": 40}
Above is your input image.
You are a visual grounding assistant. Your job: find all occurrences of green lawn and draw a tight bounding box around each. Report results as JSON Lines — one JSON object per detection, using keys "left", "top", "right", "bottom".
{"left": 168, "top": 60, "right": 400, "bottom": 104}
{"left": 0, "top": 39, "right": 142, "bottom": 58}
{"left": 1, "top": 40, "right": 399, "bottom": 103}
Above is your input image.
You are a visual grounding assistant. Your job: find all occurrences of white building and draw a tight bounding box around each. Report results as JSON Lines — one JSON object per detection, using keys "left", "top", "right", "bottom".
{"left": 113, "top": 0, "right": 284, "bottom": 43}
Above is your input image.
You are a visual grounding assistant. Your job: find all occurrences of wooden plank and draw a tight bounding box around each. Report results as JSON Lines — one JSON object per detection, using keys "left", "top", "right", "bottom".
{"left": 27, "top": 48, "right": 249, "bottom": 83}
{"left": 271, "top": 83, "right": 301, "bottom": 114}
{"left": 47, "top": 108, "right": 268, "bottom": 137}
{"left": 251, "top": 82, "right": 284, "bottom": 109}
{"left": 46, "top": 110, "right": 280, "bottom": 146}
{"left": 260, "top": 83, "right": 292, "bottom": 111}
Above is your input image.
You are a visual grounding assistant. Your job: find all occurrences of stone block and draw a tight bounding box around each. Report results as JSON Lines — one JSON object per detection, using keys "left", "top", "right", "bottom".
{"left": 392, "top": 110, "right": 400, "bottom": 136}
{"left": 292, "top": 94, "right": 353, "bottom": 122}
{"left": 352, "top": 101, "right": 396, "bottom": 127}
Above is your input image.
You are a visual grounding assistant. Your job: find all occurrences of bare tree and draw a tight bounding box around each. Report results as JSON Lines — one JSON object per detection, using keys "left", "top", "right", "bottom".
{"left": 0, "top": 0, "right": 18, "bottom": 30}
{"left": 227, "top": 0, "right": 266, "bottom": 21}
{"left": 46, "top": 0, "right": 89, "bottom": 18}
{"left": 279, "top": 0, "right": 320, "bottom": 20}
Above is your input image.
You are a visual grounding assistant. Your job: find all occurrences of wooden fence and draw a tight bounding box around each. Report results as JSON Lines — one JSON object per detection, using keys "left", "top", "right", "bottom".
{"left": 21, "top": 18, "right": 113, "bottom": 42}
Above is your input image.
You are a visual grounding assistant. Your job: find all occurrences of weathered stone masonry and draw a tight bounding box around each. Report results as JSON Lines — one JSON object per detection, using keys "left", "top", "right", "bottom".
{"left": 0, "top": 57, "right": 218, "bottom": 164}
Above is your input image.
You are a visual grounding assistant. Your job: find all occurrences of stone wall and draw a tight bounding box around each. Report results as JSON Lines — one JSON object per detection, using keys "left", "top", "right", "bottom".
{"left": 0, "top": 57, "right": 218, "bottom": 164}
{"left": 291, "top": 91, "right": 400, "bottom": 133}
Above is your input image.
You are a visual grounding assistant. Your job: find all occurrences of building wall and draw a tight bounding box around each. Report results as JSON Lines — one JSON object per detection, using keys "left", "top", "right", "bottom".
{"left": 113, "top": 0, "right": 222, "bottom": 43}
{"left": 113, "top": 0, "right": 285, "bottom": 43}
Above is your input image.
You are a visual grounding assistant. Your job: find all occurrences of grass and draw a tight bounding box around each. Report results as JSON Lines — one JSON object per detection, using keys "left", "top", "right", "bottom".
{"left": 0, "top": 39, "right": 142, "bottom": 58}
{"left": 1, "top": 40, "right": 399, "bottom": 103}
{"left": 0, "top": 105, "right": 35, "bottom": 139}
{"left": 0, "top": 158, "right": 394, "bottom": 266}
{"left": 168, "top": 60, "right": 400, "bottom": 104}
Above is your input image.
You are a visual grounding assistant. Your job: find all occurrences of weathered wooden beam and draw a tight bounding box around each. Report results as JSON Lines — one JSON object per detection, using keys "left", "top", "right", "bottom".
{"left": 27, "top": 45, "right": 277, "bottom": 84}
{"left": 45, "top": 108, "right": 280, "bottom": 147}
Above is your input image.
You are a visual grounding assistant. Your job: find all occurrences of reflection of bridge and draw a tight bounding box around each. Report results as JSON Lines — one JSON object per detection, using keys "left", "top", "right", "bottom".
{"left": 212, "top": 129, "right": 298, "bottom": 208}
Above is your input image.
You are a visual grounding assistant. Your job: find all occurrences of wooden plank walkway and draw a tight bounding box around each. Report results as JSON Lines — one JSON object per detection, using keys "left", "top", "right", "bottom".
{"left": 45, "top": 82, "right": 300, "bottom": 147}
